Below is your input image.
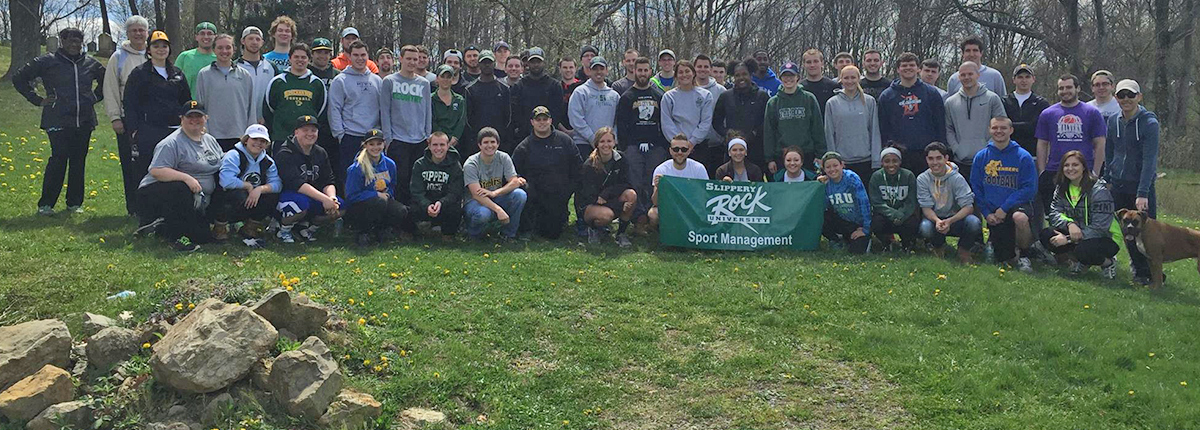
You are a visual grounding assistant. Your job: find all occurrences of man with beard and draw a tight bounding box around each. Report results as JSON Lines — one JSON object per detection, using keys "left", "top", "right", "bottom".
{"left": 462, "top": 46, "right": 482, "bottom": 84}
{"left": 713, "top": 58, "right": 770, "bottom": 169}
{"left": 331, "top": 27, "right": 379, "bottom": 73}
{"left": 616, "top": 57, "right": 667, "bottom": 224}
{"left": 612, "top": 48, "right": 639, "bottom": 95}
{"left": 861, "top": 49, "right": 890, "bottom": 100}
{"left": 510, "top": 47, "right": 566, "bottom": 142}
{"left": 1034, "top": 74, "right": 1106, "bottom": 218}
{"left": 464, "top": 50, "right": 513, "bottom": 155}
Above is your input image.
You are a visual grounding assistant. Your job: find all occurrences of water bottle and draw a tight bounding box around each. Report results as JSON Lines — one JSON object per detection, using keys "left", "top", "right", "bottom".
{"left": 106, "top": 291, "right": 136, "bottom": 300}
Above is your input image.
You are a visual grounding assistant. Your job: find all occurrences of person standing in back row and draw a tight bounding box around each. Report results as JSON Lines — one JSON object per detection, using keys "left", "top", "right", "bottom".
{"left": 752, "top": 50, "right": 781, "bottom": 96}
{"left": 464, "top": 50, "right": 512, "bottom": 155}
{"left": 1035, "top": 74, "right": 1106, "bottom": 219}
{"left": 263, "top": 44, "right": 327, "bottom": 145}
{"left": 651, "top": 49, "right": 677, "bottom": 91}
{"left": 944, "top": 61, "right": 1006, "bottom": 185}
{"left": 616, "top": 57, "right": 667, "bottom": 225}
{"left": 236, "top": 26, "right": 277, "bottom": 125}
{"left": 947, "top": 36, "right": 1006, "bottom": 96}
{"left": 510, "top": 47, "right": 566, "bottom": 142}
{"left": 1087, "top": 70, "right": 1121, "bottom": 122}
{"left": 379, "top": 45, "right": 432, "bottom": 203}
{"left": 104, "top": 16, "right": 149, "bottom": 217}
{"left": 174, "top": 22, "right": 217, "bottom": 99}
{"left": 763, "top": 62, "right": 824, "bottom": 177}
{"left": 328, "top": 40, "right": 382, "bottom": 191}
{"left": 264, "top": 16, "right": 296, "bottom": 70}
{"left": 860, "top": 49, "right": 890, "bottom": 100}
{"left": 660, "top": 60, "right": 716, "bottom": 174}
{"left": 801, "top": 49, "right": 839, "bottom": 114}
{"left": 331, "top": 27, "right": 379, "bottom": 73}
{"left": 713, "top": 58, "right": 770, "bottom": 169}
{"left": 569, "top": 56, "right": 620, "bottom": 157}
{"left": 1104, "top": 79, "right": 1159, "bottom": 285}
{"left": 13, "top": 27, "right": 105, "bottom": 216}
{"left": 195, "top": 33, "right": 256, "bottom": 152}
{"left": 878, "top": 52, "right": 946, "bottom": 174}
{"left": 824, "top": 65, "right": 881, "bottom": 182}
{"left": 123, "top": 30, "right": 192, "bottom": 213}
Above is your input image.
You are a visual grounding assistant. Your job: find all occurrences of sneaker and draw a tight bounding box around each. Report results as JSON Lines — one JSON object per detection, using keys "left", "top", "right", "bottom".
{"left": 1101, "top": 259, "right": 1117, "bottom": 280}
{"left": 298, "top": 224, "right": 319, "bottom": 242}
{"left": 37, "top": 206, "right": 54, "bottom": 216}
{"left": 277, "top": 226, "right": 296, "bottom": 244}
{"left": 587, "top": 227, "right": 601, "bottom": 244}
{"left": 242, "top": 238, "right": 264, "bottom": 248}
{"left": 134, "top": 217, "right": 165, "bottom": 237}
{"left": 356, "top": 233, "right": 373, "bottom": 247}
{"left": 1068, "top": 260, "right": 1084, "bottom": 275}
{"left": 616, "top": 233, "right": 632, "bottom": 248}
{"left": 171, "top": 236, "right": 199, "bottom": 252}
{"left": 1016, "top": 257, "right": 1033, "bottom": 273}
{"left": 67, "top": 205, "right": 84, "bottom": 214}
{"left": 211, "top": 222, "right": 229, "bottom": 241}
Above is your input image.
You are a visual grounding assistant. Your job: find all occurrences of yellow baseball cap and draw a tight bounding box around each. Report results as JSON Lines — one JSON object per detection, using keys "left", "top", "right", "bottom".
{"left": 150, "top": 31, "right": 170, "bottom": 44}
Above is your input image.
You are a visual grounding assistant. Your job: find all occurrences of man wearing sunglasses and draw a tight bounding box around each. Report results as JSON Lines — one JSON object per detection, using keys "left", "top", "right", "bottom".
{"left": 647, "top": 134, "right": 709, "bottom": 227}
{"left": 1104, "top": 79, "right": 1159, "bottom": 285}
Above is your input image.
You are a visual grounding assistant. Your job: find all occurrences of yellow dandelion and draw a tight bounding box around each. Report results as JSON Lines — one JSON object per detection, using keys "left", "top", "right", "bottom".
{"left": 357, "top": 318, "right": 366, "bottom": 325}
{"left": 174, "top": 303, "right": 183, "bottom": 311}
{"left": 563, "top": 420, "right": 570, "bottom": 425}
{"left": 1084, "top": 304, "right": 1090, "bottom": 309}
{"left": 373, "top": 365, "right": 382, "bottom": 372}
{"left": 187, "top": 303, "right": 195, "bottom": 310}
{"left": 937, "top": 274, "right": 947, "bottom": 280}
{"left": 367, "top": 290, "right": 374, "bottom": 296}
{"left": 348, "top": 298, "right": 355, "bottom": 305}
{"left": 1181, "top": 381, "right": 1188, "bottom": 387}
{"left": 1128, "top": 390, "right": 1135, "bottom": 395}
{"left": 1149, "top": 352, "right": 1156, "bottom": 357}
{"left": 363, "top": 359, "right": 371, "bottom": 366}
{"left": 433, "top": 372, "right": 440, "bottom": 378}
{"left": 992, "top": 331, "right": 1000, "bottom": 336}
{"left": 142, "top": 342, "right": 151, "bottom": 349}
{"left": 404, "top": 305, "right": 410, "bottom": 310}
{"left": 311, "top": 271, "right": 319, "bottom": 277}
{"left": 381, "top": 312, "right": 389, "bottom": 318}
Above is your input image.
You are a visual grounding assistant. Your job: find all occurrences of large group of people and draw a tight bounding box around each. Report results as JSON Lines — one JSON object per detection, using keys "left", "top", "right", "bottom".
{"left": 13, "top": 22, "right": 1161, "bottom": 284}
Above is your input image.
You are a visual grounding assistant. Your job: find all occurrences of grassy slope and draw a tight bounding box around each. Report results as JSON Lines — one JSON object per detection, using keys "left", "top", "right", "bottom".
{"left": 1, "top": 46, "right": 1198, "bottom": 429}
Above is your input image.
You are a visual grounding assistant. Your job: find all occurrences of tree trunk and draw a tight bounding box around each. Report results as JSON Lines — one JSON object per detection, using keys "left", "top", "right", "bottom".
{"left": 400, "top": 0, "right": 426, "bottom": 46}
{"left": 3, "top": 0, "right": 42, "bottom": 81}
{"left": 1170, "top": 0, "right": 1195, "bottom": 134}
{"left": 1152, "top": 0, "right": 1171, "bottom": 125}
{"left": 194, "top": 0, "right": 219, "bottom": 34}
{"left": 127, "top": 0, "right": 138, "bottom": 17}
{"left": 99, "top": 0, "right": 112, "bottom": 35}
{"left": 165, "top": 0, "right": 180, "bottom": 58}
{"left": 154, "top": 0, "right": 162, "bottom": 28}
{"left": 1092, "top": 0, "right": 1106, "bottom": 71}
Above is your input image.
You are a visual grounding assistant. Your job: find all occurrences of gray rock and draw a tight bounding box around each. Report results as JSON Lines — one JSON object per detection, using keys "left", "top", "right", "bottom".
{"left": 26, "top": 401, "right": 92, "bottom": 430}
{"left": 250, "top": 357, "right": 273, "bottom": 391}
{"left": 136, "top": 320, "right": 172, "bottom": 345}
{"left": 201, "top": 393, "right": 233, "bottom": 426}
{"left": 144, "top": 422, "right": 191, "bottom": 430}
{"left": 318, "top": 389, "right": 382, "bottom": 429}
{"left": 249, "top": 289, "right": 330, "bottom": 339}
{"left": 268, "top": 336, "right": 342, "bottom": 418}
{"left": 165, "top": 404, "right": 189, "bottom": 420}
{"left": 0, "top": 364, "right": 74, "bottom": 421}
{"left": 87, "top": 327, "right": 140, "bottom": 371}
{"left": 0, "top": 319, "right": 72, "bottom": 392}
{"left": 150, "top": 299, "right": 278, "bottom": 394}
{"left": 82, "top": 312, "right": 119, "bottom": 337}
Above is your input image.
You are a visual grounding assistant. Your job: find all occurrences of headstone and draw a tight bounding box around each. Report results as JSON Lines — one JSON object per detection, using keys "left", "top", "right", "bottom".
{"left": 45, "top": 36, "right": 58, "bottom": 53}
{"left": 86, "top": 41, "right": 97, "bottom": 53}
{"left": 98, "top": 33, "right": 115, "bottom": 56}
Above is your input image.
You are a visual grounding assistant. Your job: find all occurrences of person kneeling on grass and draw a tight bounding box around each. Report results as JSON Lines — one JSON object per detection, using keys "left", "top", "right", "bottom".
{"left": 1041, "top": 150, "right": 1119, "bottom": 279}
{"left": 773, "top": 146, "right": 817, "bottom": 182}
{"left": 410, "top": 131, "right": 465, "bottom": 241}
{"left": 869, "top": 146, "right": 920, "bottom": 251}
{"left": 464, "top": 127, "right": 527, "bottom": 240}
{"left": 275, "top": 115, "right": 345, "bottom": 243}
{"left": 214, "top": 124, "right": 282, "bottom": 247}
{"left": 715, "top": 133, "right": 766, "bottom": 182}
{"left": 648, "top": 134, "right": 710, "bottom": 227}
{"left": 818, "top": 152, "right": 872, "bottom": 254}
{"left": 345, "top": 129, "right": 409, "bottom": 246}
{"left": 917, "top": 142, "right": 980, "bottom": 263}
{"left": 133, "top": 101, "right": 223, "bottom": 252}
{"left": 971, "top": 116, "right": 1038, "bottom": 272}
{"left": 576, "top": 127, "right": 637, "bottom": 247}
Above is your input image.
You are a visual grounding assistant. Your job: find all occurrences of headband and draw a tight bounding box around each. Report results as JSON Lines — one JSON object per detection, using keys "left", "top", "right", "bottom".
{"left": 727, "top": 138, "right": 747, "bottom": 151}
{"left": 880, "top": 147, "right": 902, "bottom": 160}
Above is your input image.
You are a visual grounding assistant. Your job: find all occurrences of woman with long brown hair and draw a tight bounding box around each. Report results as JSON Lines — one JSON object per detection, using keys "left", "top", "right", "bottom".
{"left": 1041, "top": 150, "right": 1119, "bottom": 279}
{"left": 576, "top": 127, "right": 637, "bottom": 247}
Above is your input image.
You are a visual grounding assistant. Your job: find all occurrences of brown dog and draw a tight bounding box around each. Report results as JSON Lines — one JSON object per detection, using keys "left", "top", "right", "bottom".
{"left": 1116, "top": 209, "right": 1200, "bottom": 288}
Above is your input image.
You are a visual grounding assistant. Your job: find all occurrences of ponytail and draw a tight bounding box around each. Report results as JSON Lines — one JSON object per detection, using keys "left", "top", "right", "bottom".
{"left": 356, "top": 145, "right": 378, "bottom": 185}
{"left": 586, "top": 127, "right": 616, "bottom": 171}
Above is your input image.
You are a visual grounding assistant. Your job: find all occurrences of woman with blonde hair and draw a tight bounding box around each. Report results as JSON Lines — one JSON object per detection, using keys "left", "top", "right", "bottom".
{"left": 344, "top": 129, "right": 409, "bottom": 246}
{"left": 824, "top": 65, "right": 881, "bottom": 182}
{"left": 576, "top": 127, "right": 637, "bottom": 246}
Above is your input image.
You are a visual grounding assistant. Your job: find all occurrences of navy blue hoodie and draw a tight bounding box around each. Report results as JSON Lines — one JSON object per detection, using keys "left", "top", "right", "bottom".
{"left": 878, "top": 80, "right": 946, "bottom": 153}
{"left": 1104, "top": 106, "right": 1159, "bottom": 197}
{"left": 969, "top": 140, "right": 1037, "bottom": 215}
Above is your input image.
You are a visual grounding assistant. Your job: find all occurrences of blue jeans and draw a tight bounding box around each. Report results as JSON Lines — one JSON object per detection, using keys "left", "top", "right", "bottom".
{"left": 920, "top": 214, "right": 982, "bottom": 251}
{"left": 464, "top": 188, "right": 527, "bottom": 238}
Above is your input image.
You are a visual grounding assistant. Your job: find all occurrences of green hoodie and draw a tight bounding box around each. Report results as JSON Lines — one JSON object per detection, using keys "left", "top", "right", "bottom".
{"left": 764, "top": 87, "right": 825, "bottom": 165}
{"left": 868, "top": 167, "right": 918, "bottom": 222}
{"left": 263, "top": 70, "right": 328, "bottom": 142}
{"left": 410, "top": 146, "right": 465, "bottom": 208}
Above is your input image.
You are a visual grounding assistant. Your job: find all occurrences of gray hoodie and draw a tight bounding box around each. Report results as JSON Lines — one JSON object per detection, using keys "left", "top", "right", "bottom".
{"left": 824, "top": 89, "right": 882, "bottom": 167}
{"left": 568, "top": 79, "right": 620, "bottom": 146}
{"left": 699, "top": 78, "right": 727, "bottom": 144}
{"left": 329, "top": 66, "right": 382, "bottom": 139}
{"left": 195, "top": 62, "right": 256, "bottom": 139}
{"left": 944, "top": 84, "right": 1006, "bottom": 163}
{"left": 917, "top": 164, "right": 974, "bottom": 219}
{"left": 103, "top": 40, "right": 147, "bottom": 120}
{"left": 379, "top": 73, "right": 432, "bottom": 143}
{"left": 236, "top": 56, "right": 278, "bottom": 123}
{"left": 660, "top": 86, "right": 715, "bottom": 145}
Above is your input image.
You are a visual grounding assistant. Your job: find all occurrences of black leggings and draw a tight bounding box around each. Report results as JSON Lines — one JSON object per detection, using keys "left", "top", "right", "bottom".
{"left": 214, "top": 188, "right": 279, "bottom": 224}
{"left": 410, "top": 202, "right": 463, "bottom": 235}
{"left": 823, "top": 209, "right": 870, "bottom": 254}
{"left": 345, "top": 197, "right": 409, "bottom": 233}
{"left": 137, "top": 181, "right": 213, "bottom": 243}
{"left": 39, "top": 127, "right": 92, "bottom": 208}
{"left": 1038, "top": 228, "right": 1120, "bottom": 266}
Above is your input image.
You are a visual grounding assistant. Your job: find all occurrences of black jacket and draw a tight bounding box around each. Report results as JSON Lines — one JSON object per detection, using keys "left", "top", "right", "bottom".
{"left": 510, "top": 73, "right": 566, "bottom": 141}
{"left": 575, "top": 150, "right": 633, "bottom": 217}
{"left": 123, "top": 60, "right": 191, "bottom": 136}
{"left": 12, "top": 50, "right": 105, "bottom": 130}
{"left": 713, "top": 86, "right": 769, "bottom": 153}
{"left": 714, "top": 160, "right": 765, "bottom": 182}
{"left": 1002, "top": 92, "right": 1051, "bottom": 149}
{"left": 465, "top": 79, "right": 513, "bottom": 151}
{"left": 275, "top": 137, "right": 335, "bottom": 192}
{"left": 513, "top": 130, "right": 581, "bottom": 196}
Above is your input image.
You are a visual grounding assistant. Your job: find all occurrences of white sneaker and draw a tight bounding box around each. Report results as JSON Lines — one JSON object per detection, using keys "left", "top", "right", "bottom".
{"left": 1016, "top": 257, "right": 1033, "bottom": 273}
{"left": 1101, "top": 259, "right": 1117, "bottom": 280}
{"left": 616, "top": 233, "right": 632, "bottom": 248}
{"left": 587, "top": 227, "right": 601, "bottom": 244}
{"left": 277, "top": 227, "right": 296, "bottom": 244}
{"left": 298, "top": 224, "right": 319, "bottom": 242}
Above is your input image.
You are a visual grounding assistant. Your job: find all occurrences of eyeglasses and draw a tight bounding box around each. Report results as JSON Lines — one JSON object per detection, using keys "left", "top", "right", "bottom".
{"left": 1116, "top": 91, "right": 1138, "bottom": 99}
{"left": 670, "top": 146, "right": 689, "bottom": 153}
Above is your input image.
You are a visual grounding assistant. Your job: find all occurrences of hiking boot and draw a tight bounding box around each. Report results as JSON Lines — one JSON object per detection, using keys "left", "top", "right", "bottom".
{"left": 37, "top": 206, "right": 54, "bottom": 216}
{"left": 240, "top": 219, "right": 265, "bottom": 239}
{"left": 134, "top": 217, "right": 165, "bottom": 237}
{"left": 1016, "top": 257, "right": 1033, "bottom": 274}
{"left": 171, "top": 236, "right": 199, "bottom": 252}
{"left": 616, "top": 233, "right": 632, "bottom": 248}
{"left": 212, "top": 222, "right": 230, "bottom": 241}
{"left": 1101, "top": 259, "right": 1117, "bottom": 280}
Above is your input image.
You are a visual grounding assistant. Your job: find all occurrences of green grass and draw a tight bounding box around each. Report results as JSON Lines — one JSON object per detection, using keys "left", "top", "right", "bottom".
{"left": 2, "top": 50, "right": 1200, "bottom": 428}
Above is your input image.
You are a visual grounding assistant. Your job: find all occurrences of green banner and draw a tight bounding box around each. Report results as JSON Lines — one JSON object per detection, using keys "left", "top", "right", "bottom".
{"left": 657, "top": 176, "right": 825, "bottom": 251}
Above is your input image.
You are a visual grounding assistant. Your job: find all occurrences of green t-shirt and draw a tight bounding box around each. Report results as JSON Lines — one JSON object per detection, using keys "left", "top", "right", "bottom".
{"left": 175, "top": 49, "right": 217, "bottom": 99}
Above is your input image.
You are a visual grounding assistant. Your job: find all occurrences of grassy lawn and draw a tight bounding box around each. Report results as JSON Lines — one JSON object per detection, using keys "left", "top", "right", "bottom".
{"left": 2, "top": 46, "right": 1199, "bottom": 429}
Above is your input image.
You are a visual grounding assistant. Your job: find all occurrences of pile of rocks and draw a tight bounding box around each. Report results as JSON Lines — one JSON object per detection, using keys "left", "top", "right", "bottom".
{"left": 0, "top": 289, "right": 382, "bottom": 429}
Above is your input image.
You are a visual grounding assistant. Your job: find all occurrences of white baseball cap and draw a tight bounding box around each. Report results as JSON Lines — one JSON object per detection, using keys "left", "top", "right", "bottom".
{"left": 243, "top": 124, "right": 270, "bottom": 141}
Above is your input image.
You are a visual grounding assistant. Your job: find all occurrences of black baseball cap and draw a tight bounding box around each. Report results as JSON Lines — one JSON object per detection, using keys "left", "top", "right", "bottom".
{"left": 294, "top": 115, "right": 319, "bottom": 130}
{"left": 183, "top": 100, "right": 206, "bottom": 116}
